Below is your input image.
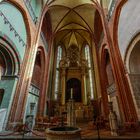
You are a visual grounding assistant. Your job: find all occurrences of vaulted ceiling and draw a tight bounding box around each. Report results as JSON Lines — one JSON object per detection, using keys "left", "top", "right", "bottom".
{"left": 42, "top": 0, "right": 110, "bottom": 49}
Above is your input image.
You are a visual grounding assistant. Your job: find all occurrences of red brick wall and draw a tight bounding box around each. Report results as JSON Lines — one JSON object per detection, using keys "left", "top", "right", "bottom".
{"left": 31, "top": 54, "right": 42, "bottom": 87}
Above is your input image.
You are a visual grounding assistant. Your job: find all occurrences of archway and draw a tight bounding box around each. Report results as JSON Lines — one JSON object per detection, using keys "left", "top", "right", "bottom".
{"left": 112, "top": 0, "right": 138, "bottom": 122}
{"left": 3, "top": 0, "right": 33, "bottom": 124}
{"left": 129, "top": 41, "right": 140, "bottom": 74}
{"left": 0, "top": 36, "right": 21, "bottom": 130}
{"left": 125, "top": 38, "right": 140, "bottom": 120}
{"left": 25, "top": 51, "right": 42, "bottom": 119}
{"left": 100, "top": 47, "right": 121, "bottom": 121}
{"left": 24, "top": 45, "right": 47, "bottom": 119}
{"left": 66, "top": 78, "right": 81, "bottom": 102}
{"left": 0, "top": 44, "right": 15, "bottom": 75}
{"left": 105, "top": 50, "right": 121, "bottom": 122}
{"left": 39, "top": 0, "right": 110, "bottom": 125}
{"left": 99, "top": 47, "right": 109, "bottom": 117}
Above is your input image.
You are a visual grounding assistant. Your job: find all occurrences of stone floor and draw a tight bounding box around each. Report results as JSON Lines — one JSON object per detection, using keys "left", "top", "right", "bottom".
{"left": 78, "top": 121, "right": 140, "bottom": 140}
{"left": 0, "top": 121, "right": 140, "bottom": 140}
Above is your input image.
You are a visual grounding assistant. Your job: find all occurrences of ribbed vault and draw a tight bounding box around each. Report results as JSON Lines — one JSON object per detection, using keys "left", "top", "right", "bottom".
{"left": 42, "top": 0, "right": 110, "bottom": 49}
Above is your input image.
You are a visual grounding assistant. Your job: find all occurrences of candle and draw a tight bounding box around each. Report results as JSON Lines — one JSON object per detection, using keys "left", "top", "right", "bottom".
{"left": 70, "top": 88, "right": 73, "bottom": 99}
{"left": 108, "top": 94, "right": 111, "bottom": 102}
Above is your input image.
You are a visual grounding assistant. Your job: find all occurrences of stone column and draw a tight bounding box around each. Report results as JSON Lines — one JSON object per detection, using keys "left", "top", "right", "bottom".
{"left": 81, "top": 67, "right": 87, "bottom": 105}
{"left": 61, "top": 68, "right": 66, "bottom": 105}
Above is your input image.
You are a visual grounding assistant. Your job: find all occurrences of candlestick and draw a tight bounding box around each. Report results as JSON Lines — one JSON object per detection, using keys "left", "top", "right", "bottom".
{"left": 70, "top": 88, "right": 73, "bottom": 99}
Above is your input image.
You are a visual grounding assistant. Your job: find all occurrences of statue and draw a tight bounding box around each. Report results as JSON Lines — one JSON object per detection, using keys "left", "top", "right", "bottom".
{"left": 108, "top": 102, "right": 119, "bottom": 136}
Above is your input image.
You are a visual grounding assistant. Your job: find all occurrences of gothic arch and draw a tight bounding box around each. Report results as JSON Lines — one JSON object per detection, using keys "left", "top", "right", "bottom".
{"left": 0, "top": 34, "right": 21, "bottom": 128}
{"left": 31, "top": 45, "right": 47, "bottom": 116}
{"left": 124, "top": 33, "right": 140, "bottom": 120}
{"left": 100, "top": 44, "right": 122, "bottom": 121}
{"left": 99, "top": 44, "right": 110, "bottom": 117}
{"left": 24, "top": 46, "right": 46, "bottom": 119}
{"left": 113, "top": 0, "right": 128, "bottom": 47}
{"left": 0, "top": 35, "right": 21, "bottom": 75}
{"left": 110, "top": 0, "right": 138, "bottom": 122}
{"left": 124, "top": 33, "right": 140, "bottom": 73}
{"left": 31, "top": 46, "right": 46, "bottom": 87}
{"left": 36, "top": 1, "right": 105, "bottom": 49}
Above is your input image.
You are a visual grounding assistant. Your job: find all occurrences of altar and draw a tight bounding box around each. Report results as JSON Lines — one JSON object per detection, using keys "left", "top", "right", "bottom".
{"left": 75, "top": 103, "right": 93, "bottom": 121}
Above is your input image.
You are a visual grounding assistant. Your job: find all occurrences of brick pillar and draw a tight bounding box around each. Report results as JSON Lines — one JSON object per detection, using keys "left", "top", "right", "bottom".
{"left": 99, "top": 6, "right": 138, "bottom": 122}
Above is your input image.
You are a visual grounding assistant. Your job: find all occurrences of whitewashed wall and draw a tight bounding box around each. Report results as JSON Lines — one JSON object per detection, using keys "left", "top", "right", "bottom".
{"left": 118, "top": 0, "right": 140, "bottom": 60}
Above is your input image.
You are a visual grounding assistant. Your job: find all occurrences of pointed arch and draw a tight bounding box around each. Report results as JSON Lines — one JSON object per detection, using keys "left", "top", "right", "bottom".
{"left": 30, "top": 45, "right": 48, "bottom": 116}
{"left": 124, "top": 33, "right": 140, "bottom": 121}
{"left": 124, "top": 33, "right": 140, "bottom": 73}
{"left": 99, "top": 44, "right": 110, "bottom": 117}
{"left": 113, "top": 0, "right": 128, "bottom": 49}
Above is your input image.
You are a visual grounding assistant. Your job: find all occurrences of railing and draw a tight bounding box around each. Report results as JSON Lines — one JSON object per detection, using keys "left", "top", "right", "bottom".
{"left": 107, "top": 0, "right": 116, "bottom": 20}
{"left": 40, "top": 32, "right": 49, "bottom": 52}
{"left": 0, "top": 10, "right": 26, "bottom": 47}
{"left": 23, "top": 0, "right": 38, "bottom": 24}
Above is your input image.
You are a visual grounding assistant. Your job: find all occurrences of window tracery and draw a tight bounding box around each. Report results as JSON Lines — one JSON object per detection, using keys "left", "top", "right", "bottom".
{"left": 67, "top": 45, "right": 80, "bottom": 67}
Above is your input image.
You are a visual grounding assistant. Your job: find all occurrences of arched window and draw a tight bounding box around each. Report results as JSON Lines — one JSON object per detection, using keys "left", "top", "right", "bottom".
{"left": 85, "top": 44, "right": 94, "bottom": 99}
{"left": 54, "top": 46, "right": 62, "bottom": 100}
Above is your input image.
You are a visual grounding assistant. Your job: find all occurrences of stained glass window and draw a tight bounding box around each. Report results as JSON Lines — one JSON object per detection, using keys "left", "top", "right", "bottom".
{"left": 54, "top": 46, "right": 62, "bottom": 100}
{"left": 85, "top": 44, "right": 94, "bottom": 99}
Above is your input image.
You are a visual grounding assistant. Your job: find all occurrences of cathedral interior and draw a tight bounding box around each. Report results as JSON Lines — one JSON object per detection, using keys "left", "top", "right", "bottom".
{"left": 0, "top": 0, "right": 140, "bottom": 139}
